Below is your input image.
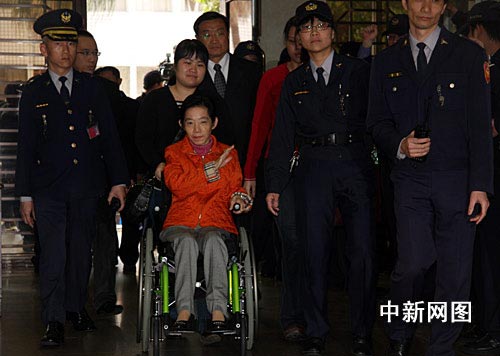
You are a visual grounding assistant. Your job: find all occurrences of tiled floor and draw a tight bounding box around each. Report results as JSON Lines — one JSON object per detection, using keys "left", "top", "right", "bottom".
{"left": 0, "top": 267, "right": 473, "bottom": 356}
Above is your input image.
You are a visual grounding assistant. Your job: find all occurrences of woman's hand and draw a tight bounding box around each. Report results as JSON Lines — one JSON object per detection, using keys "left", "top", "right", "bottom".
{"left": 243, "top": 179, "right": 256, "bottom": 198}
{"left": 230, "top": 193, "right": 253, "bottom": 214}
{"left": 155, "top": 162, "right": 166, "bottom": 180}
{"left": 214, "top": 145, "right": 234, "bottom": 170}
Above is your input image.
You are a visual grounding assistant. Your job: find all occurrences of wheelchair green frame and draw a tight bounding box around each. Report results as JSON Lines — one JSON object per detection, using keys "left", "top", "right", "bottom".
{"left": 136, "top": 226, "right": 259, "bottom": 356}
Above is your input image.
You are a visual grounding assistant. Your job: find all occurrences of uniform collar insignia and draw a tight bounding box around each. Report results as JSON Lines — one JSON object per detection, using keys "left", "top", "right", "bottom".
{"left": 335, "top": 62, "right": 343, "bottom": 68}
{"left": 44, "top": 80, "right": 51, "bottom": 86}
{"left": 403, "top": 38, "right": 409, "bottom": 46}
{"left": 440, "top": 38, "right": 448, "bottom": 45}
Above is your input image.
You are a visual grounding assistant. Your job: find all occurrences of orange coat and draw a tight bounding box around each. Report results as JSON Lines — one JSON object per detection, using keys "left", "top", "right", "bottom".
{"left": 162, "top": 135, "right": 244, "bottom": 235}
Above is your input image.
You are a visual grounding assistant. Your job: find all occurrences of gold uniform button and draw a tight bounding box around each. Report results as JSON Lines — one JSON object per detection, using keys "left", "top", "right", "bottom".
{"left": 69, "top": 125, "right": 75, "bottom": 131}
{"left": 73, "top": 159, "right": 78, "bottom": 165}
{"left": 449, "top": 83, "right": 455, "bottom": 89}
{"left": 71, "top": 143, "right": 77, "bottom": 148}
{"left": 392, "top": 86, "right": 398, "bottom": 92}
{"left": 67, "top": 109, "right": 73, "bottom": 115}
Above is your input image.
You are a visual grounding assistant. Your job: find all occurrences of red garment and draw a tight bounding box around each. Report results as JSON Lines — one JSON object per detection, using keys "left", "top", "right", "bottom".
{"left": 243, "top": 63, "right": 290, "bottom": 180}
{"left": 162, "top": 135, "right": 244, "bottom": 235}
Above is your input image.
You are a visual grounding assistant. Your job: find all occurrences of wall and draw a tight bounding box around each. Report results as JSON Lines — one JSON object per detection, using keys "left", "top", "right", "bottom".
{"left": 259, "top": 0, "right": 305, "bottom": 68}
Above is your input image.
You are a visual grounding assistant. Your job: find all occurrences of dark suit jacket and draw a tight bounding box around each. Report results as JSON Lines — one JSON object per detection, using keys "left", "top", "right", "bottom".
{"left": 15, "top": 70, "right": 129, "bottom": 200}
{"left": 199, "top": 54, "right": 261, "bottom": 165}
{"left": 96, "top": 76, "right": 144, "bottom": 179}
{"left": 367, "top": 28, "right": 493, "bottom": 194}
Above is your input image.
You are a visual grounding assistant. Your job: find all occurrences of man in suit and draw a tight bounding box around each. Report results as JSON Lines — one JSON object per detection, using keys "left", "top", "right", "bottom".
{"left": 15, "top": 9, "right": 128, "bottom": 347}
{"left": 73, "top": 30, "right": 125, "bottom": 316}
{"left": 266, "top": 2, "right": 377, "bottom": 355}
{"left": 460, "top": 2, "right": 500, "bottom": 354}
{"left": 367, "top": 0, "right": 493, "bottom": 354}
{"left": 194, "top": 11, "right": 261, "bottom": 165}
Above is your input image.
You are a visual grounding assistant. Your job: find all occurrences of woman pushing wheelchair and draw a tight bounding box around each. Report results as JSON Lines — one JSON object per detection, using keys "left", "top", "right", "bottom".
{"left": 159, "top": 94, "right": 253, "bottom": 333}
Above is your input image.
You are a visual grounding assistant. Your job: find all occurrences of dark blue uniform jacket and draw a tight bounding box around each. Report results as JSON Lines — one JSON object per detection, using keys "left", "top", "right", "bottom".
{"left": 15, "top": 70, "right": 129, "bottom": 199}
{"left": 367, "top": 28, "right": 493, "bottom": 194}
{"left": 267, "top": 53, "right": 371, "bottom": 194}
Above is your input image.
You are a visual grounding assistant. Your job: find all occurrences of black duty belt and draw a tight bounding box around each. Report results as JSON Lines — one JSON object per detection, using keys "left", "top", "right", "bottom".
{"left": 299, "top": 132, "right": 364, "bottom": 146}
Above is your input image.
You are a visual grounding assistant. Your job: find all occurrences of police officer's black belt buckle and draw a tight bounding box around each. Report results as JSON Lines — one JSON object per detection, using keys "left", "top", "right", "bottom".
{"left": 302, "top": 132, "right": 362, "bottom": 146}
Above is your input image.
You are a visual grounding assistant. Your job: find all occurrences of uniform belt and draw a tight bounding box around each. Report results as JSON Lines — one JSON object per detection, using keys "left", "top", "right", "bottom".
{"left": 299, "top": 132, "right": 364, "bottom": 146}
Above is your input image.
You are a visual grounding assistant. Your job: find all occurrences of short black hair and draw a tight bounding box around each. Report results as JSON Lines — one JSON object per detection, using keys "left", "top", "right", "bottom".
{"left": 174, "top": 39, "right": 209, "bottom": 66}
{"left": 77, "top": 29, "right": 94, "bottom": 38}
{"left": 180, "top": 94, "right": 216, "bottom": 124}
{"left": 94, "top": 66, "right": 120, "bottom": 81}
{"left": 284, "top": 16, "right": 298, "bottom": 41}
{"left": 470, "top": 20, "right": 500, "bottom": 41}
{"left": 193, "top": 11, "right": 229, "bottom": 35}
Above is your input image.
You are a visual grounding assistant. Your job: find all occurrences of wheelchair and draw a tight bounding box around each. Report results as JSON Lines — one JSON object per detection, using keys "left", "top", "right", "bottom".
{"left": 136, "top": 196, "right": 259, "bottom": 356}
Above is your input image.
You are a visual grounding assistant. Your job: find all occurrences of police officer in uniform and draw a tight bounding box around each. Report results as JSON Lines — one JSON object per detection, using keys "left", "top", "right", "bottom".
{"left": 460, "top": 1, "right": 500, "bottom": 354}
{"left": 266, "top": 2, "right": 376, "bottom": 355}
{"left": 367, "top": 0, "right": 493, "bottom": 353}
{"left": 15, "top": 9, "right": 128, "bottom": 347}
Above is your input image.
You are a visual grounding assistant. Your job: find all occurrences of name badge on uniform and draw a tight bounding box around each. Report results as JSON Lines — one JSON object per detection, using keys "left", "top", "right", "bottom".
{"left": 87, "top": 123, "right": 100, "bottom": 139}
{"left": 86, "top": 109, "right": 100, "bottom": 139}
{"left": 387, "top": 72, "right": 403, "bottom": 78}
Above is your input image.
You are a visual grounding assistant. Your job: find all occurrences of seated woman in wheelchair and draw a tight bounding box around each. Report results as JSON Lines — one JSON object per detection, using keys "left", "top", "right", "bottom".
{"left": 159, "top": 94, "right": 253, "bottom": 333}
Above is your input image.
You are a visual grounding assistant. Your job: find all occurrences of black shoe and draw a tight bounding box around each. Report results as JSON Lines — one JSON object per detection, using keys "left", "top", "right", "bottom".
{"left": 387, "top": 339, "right": 411, "bottom": 356}
{"left": 66, "top": 308, "right": 96, "bottom": 331}
{"left": 41, "top": 321, "right": 64, "bottom": 347}
{"left": 171, "top": 315, "right": 195, "bottom": 333}
{"left": 207, "top": 319, "right": 231, "bottom": 333}
{"left": 462, "top": 334, "right": 500, "bottom": 355}
{"left": 352, "top": 336, "right": 372, "bottom": 356}
{"left": 96, "top": 302, "right": 123, "bottom": 316}
{"left": 302, "top": 337, "right": 324, "bottom": 355}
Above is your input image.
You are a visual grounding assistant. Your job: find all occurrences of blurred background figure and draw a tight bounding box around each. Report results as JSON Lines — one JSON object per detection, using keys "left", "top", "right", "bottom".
{"left": 234, "top": 40, "right": 265, "bottom": 72}
{"left": 137, "top": 70, "right": 165, "bottom": 103}
{"left": 381, "top": 14, "right": 409, "bottom": 47}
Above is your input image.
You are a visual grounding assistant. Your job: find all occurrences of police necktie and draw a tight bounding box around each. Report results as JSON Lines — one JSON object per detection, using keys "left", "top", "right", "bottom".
{"left": 59, "top": 76, "right": 70, "bottom": 105}
{"left": 213, "top": 63, "right": 226, "bottom": 98}
{"left": 316, "top": 67, "right": 327, "bottom": 93}
{"left": 416, "top": 42, "right": 428, "bottom": 76}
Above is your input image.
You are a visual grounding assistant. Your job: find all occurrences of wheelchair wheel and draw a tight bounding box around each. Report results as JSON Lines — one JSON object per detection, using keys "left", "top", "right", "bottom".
{"left": 239, "top": 227, "right": 258, "bottom": 350}
{"left": 152, "top": 315, "right": 161, "bottom": 356}
{"left": 141, "top": 228, "right": 154, "bottom": 353}
{"left": 136, "top": 225, "right": 146, "bottom": 344}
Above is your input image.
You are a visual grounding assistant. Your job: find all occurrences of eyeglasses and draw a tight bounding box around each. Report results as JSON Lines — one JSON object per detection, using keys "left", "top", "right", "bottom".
{"left": 77, "top": 50, "right": 101, "bottom": 57}
{"left": 200, "top": 30, "right": 227, "bottom": 40}
{"left": 300, "top": 22, "right": 330, "bottom": 33}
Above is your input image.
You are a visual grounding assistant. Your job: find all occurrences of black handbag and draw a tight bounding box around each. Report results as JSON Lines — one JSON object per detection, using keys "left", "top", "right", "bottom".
{"left": 122, "top": 178, "right": 157, "bottom": 223}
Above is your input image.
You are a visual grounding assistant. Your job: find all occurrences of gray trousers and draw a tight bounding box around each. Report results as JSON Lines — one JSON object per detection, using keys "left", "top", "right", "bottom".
{"left": 160, "top": 226, "right": 229, "bottom": 318}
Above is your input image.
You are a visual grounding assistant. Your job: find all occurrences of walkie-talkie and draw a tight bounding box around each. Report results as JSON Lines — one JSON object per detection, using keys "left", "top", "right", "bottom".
{"left": 412, "top": 97, "right": 431, "bottom": 162}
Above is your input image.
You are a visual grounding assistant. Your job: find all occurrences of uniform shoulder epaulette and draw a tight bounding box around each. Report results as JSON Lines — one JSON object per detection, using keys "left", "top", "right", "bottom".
{"left": 24, "top": 73, "right": 44, "bottom": 87}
